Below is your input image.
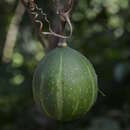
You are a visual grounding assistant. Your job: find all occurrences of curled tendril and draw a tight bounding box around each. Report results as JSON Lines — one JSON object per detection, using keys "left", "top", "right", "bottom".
{"left": 42, "top": 10, "right": 72, "bottom": 39}
{"left": 21, "top": 0, "right": 73, "bottom": 39}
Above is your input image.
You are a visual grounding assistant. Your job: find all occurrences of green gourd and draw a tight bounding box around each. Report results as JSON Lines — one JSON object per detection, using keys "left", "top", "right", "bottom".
{"left": 33, "top": 46, "right": 98, "bottom": 121}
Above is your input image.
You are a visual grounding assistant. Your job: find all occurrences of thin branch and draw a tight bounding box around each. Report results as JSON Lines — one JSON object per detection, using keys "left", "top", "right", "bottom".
{"left": 2, "top": 1, "right": 25, "bottom": 63}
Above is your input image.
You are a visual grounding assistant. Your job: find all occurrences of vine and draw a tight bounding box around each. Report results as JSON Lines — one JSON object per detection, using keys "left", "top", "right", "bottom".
{"left": 21, "top": 0, "right": 73, "bottom": 49}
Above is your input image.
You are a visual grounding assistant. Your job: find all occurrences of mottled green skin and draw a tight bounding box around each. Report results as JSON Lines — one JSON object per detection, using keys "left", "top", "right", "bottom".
{"left": 33, "top": 47, "right": 98, "bottom": 121}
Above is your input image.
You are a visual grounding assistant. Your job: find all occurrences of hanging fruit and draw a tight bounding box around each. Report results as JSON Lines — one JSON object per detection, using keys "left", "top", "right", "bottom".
{"left": 33, "top": 45, "right": 98, "bottom": 121}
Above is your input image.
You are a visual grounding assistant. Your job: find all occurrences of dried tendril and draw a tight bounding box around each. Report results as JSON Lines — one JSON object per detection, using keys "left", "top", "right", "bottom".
{"left": 21, "top": 0, "right": 73, "bottom": 39}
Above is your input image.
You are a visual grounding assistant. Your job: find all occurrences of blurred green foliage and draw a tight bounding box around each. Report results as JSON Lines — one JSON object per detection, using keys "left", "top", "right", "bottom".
{"left": 0, "top": 0, "right": 130, "bottom": 130}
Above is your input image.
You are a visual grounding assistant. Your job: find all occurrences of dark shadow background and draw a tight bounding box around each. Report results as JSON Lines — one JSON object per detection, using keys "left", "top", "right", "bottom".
{"left": 0, "top": 0, "right": 130, "bottom": 130}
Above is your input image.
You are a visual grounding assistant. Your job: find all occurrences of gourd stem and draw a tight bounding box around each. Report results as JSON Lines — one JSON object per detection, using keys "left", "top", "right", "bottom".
{"left": 58, "top": 21, "right": 68, "bottom": 47}
{"left": 58, "top": 39, "right": 67, "bottom": 47}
